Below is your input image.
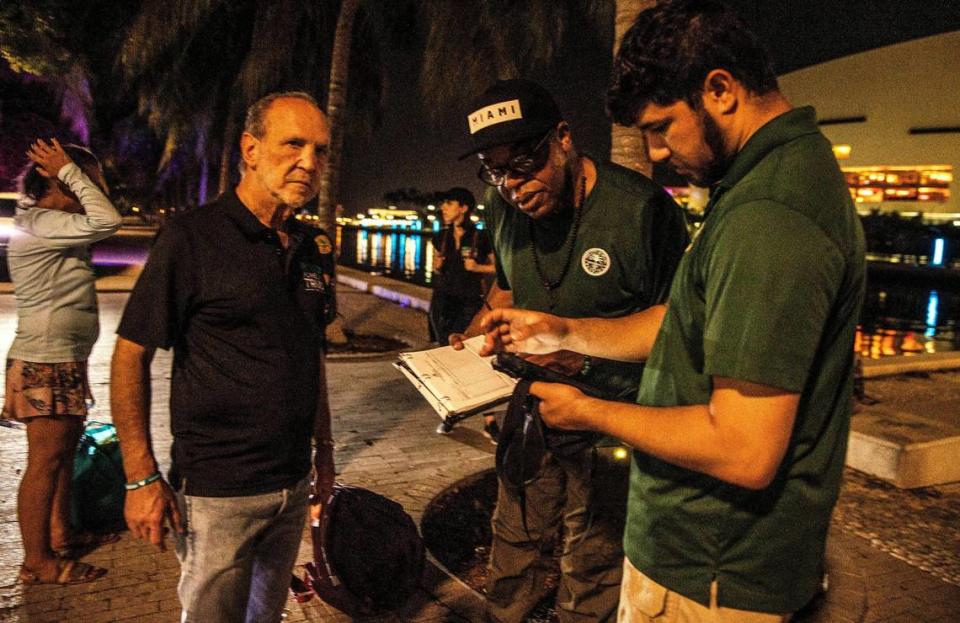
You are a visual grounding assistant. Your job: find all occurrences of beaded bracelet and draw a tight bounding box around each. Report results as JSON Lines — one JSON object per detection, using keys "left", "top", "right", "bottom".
{"left": 125, "top": 472, "right": 162, "bottom": 491}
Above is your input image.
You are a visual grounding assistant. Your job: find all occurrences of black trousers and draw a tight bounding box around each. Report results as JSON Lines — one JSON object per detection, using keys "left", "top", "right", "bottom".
{"left": 428, "top": 291, "right": 483, "bottom": 345}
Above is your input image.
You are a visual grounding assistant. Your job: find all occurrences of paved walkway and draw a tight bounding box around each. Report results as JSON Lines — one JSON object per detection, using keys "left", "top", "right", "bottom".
{"left": 0, "top": 271, "right": 958, "bottom": 622}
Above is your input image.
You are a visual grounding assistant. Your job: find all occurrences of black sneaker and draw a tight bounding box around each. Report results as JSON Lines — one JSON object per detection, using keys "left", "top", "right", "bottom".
{"left": 483, "top": 419, "right": 500, "bottom": 445}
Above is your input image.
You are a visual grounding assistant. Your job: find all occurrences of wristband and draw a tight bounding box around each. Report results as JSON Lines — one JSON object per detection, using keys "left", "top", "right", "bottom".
{"left": 125, "top": 472, "right": 162, "bottom": 491}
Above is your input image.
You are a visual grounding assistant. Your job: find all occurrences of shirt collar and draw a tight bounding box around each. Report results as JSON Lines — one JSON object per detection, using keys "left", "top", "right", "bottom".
{"left": 221, "top": 188, "right": 303, "bottom": 242}
{"left": 706, "top": 106, "right": 820, "bottom": 215}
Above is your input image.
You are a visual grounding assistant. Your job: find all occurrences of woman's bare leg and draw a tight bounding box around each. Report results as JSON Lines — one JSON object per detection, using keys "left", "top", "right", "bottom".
{"left": 18, "top": 416, "right": 83, "bottom": 574}
{"left": 49, "top": 424, "right": 81, "bottom": 550}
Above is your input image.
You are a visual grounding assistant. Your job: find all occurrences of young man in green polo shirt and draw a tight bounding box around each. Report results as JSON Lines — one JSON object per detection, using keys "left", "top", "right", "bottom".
{"left": 479, "top": 1, "right": 866, "bottom": 621}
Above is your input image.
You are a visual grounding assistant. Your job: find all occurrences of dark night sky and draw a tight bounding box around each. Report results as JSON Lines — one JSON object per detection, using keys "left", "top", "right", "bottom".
{"left": 5, "top": 2, "right": 957, "bottom": 207}
{"left": 339, "top": 1, "right": 960, "bottom": 213}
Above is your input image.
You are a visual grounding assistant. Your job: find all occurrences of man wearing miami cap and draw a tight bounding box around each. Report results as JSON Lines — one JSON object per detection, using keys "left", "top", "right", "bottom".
{"left": 454, "top": 78, "right": 688, "bottom": 622}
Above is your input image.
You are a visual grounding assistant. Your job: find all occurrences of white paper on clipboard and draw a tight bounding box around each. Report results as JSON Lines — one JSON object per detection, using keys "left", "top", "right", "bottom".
{"left": 394, "top": 336, "right": 516, "bottom": 418}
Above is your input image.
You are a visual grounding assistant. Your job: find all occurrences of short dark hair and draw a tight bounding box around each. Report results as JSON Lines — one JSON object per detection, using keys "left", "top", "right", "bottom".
{"left": 244, "top": 91, "right": 321, "bottom": 138}
{"left": 607, "top": 0, "right": 778, "bottom": 126}
{"left": 19, "top": 144, "right": 104, "bottom": 202}
{"left": 440, "top": 187, "right": 476, "bottom": 213}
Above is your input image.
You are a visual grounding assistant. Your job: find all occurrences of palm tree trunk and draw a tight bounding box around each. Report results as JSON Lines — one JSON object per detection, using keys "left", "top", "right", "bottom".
{"left": 610, "top": 0, "right": 656, "bottom": 177}
{"left": 318, "top": 0, "right": 360, "bottom": 347}
{"left": 317, "top": 0, "right": 360, "bottom": 235}
{"left": 198, "top": 155, "right": 209, "bottom": 205}
{"left": 218, "top": 113, "right": 239, "bottom": 197}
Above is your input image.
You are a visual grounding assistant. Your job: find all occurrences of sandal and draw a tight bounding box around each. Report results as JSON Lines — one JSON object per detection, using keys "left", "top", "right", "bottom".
{"left": 53, "top": 532, "right": 121, "bottom": 559}
{"left": 19, "top": 559, "right": 107, "bottom": 585}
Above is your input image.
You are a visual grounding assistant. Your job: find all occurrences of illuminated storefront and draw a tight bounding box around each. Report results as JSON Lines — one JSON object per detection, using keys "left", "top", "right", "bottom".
{"left": 842, "top": 165, "right": 952, "bottom": 208}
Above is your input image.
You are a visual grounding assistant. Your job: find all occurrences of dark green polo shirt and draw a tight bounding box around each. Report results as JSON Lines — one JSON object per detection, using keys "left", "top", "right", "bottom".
{"left": 484, "top": 158, "right": 688, "bottom": 399}
{"left": 624, "top": 107, "right": 866, "bottom": 613}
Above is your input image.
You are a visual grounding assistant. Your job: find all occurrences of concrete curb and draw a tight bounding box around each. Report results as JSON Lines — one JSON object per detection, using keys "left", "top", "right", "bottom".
{"left": 337, "top": 266, "right": 432, "bottom": 312}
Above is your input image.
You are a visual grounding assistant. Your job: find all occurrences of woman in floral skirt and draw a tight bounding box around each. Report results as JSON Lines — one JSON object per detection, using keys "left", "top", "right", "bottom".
{"left": 3, "top": 138, "right": 122, "bottom": 585}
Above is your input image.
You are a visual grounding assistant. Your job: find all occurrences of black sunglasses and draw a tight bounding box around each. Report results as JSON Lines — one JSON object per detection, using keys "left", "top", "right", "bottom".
{"left": 477, "top": 129, "right": 555, "bottom": 187}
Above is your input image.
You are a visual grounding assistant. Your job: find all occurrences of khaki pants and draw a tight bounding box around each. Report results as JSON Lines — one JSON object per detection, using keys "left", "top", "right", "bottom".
{"left": 617, "top": 559, "right": 792, "bottom": 623}
{"left": 486, "top": 447, "right": 629, "bottom": 623}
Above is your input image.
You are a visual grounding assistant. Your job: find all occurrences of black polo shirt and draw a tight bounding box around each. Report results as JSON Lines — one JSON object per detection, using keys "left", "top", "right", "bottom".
{"left": 118, "top": 189, "right": 335, "bottom": 497}
{"left": 431, "top": 224, "right": 493, "bottom": 300}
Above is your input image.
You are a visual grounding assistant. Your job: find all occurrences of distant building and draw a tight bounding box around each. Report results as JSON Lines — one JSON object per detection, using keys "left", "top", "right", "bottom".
{"left": 780, "top": 31, "right": 960, "bottom": 218}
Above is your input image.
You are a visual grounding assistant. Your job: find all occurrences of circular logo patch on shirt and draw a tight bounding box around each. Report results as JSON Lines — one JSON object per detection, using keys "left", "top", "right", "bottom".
{"left": 581, "top": 248, "right": 611, "bottom": 277}
{"left": 314, "top": 234, "right": 333, "bottom": 255}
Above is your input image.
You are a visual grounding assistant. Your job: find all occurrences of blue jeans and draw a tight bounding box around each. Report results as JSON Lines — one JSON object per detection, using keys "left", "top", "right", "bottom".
{"left": 175, "top": 477, "right": 310, "bottom": 623}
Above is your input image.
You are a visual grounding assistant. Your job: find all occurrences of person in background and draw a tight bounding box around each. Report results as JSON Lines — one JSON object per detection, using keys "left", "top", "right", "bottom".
{"left": 3, "top": 138, "right": 122, "bottom": 585}
{"left": 479, "top": 1, "right": 866, "bottom": 620}
{"left": 428, "top": 186, "right": 495, "bottom": 346}
{"left": 429, "top": 187, "right": 499, "bottom": 442}
{"left": 111, "top": 91, "right": 337, "bottom": 623}
{"left": 458, "top": 78, "right": 688, "bottom": 623}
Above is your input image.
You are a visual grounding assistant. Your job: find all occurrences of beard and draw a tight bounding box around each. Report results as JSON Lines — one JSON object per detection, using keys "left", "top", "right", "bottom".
{"left": 692, "top": 108, "right": 733, "bottom": 187}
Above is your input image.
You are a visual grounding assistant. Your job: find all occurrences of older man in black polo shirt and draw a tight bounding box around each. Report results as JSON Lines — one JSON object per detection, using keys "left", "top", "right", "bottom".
{"left": 110, "top": 91, "right": 336, "bottom": 623}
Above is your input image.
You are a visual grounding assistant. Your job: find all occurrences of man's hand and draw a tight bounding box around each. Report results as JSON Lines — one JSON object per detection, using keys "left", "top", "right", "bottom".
{"left": 479, "top": 308, "right": 570, "bottom": 356}
{"left": 124, "top": 479, "right": 183, "bottom": 552}
{"left": 530, "top": 382, "right": 596, "bottom": 431}
{"left": 26, "top": 138, "right": 72, "bottom": 178}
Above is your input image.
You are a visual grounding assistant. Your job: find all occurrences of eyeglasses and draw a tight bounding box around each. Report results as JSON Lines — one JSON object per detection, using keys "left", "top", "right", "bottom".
{"left": 477, "top": 129, "right": 554, "bottom": 187}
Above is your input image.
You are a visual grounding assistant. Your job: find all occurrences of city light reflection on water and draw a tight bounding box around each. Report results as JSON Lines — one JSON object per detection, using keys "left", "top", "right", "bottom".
{"left": 405, "top": 233, "right": 421, "bottom": 276}
{"left": 343, "top": 226, "right": 439, "bottom": 285}
{"left": 859, "top": 284, "right": 958, "bottom": 357}
{"left": 926, "top": 290, "right": 939, "bottom": 338}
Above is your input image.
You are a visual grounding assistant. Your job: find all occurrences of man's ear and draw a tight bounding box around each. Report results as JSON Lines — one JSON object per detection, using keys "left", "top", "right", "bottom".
{"left": 556, "top": 121, "right": 574, "bottom": 153}
{"left": 702, "top": 69, "right": 738, "bottom": 115}
{"left": 239, "top": 132, "right": 259, "bottom": 170}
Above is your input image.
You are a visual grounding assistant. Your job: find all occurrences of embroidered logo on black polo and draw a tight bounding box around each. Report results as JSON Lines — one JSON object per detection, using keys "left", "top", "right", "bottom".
{"left": 302, "top": 268, "right": 326, "bottom": 292}
{"left": 581, "top": 248, "right": 610, "bottom": 277}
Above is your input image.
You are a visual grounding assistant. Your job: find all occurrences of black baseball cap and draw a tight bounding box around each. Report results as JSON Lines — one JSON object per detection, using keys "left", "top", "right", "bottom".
{"left": 438, "top": 187, "right": 476, "bottom": 211}
{"left": 459, "top": 79, "right": 562, "bottom": 160}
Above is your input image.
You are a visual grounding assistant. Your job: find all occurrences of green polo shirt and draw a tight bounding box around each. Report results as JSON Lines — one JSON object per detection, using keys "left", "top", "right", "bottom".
{"left": 484, "top": 158, "right": 688, "bottom": 399}
{"left": 624, "top": 107, "right": 866, "bottom": 613}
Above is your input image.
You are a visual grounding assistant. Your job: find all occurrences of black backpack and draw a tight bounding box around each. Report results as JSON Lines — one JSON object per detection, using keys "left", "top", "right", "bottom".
{"left": 306, "top": 483, "right": 425, "bottom": 616}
